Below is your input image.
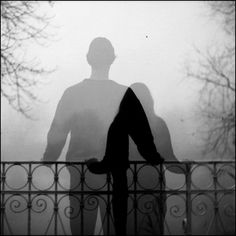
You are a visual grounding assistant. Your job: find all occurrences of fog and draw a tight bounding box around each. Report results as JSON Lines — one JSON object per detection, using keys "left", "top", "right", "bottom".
{"left": 1, "top": 2, "right": 234, "bottom": 235}
{"left": 1, "top": 1, "right": 227, "bottom": 162}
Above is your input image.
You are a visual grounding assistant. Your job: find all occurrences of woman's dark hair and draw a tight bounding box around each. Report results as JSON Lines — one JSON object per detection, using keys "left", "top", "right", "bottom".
{"left": 87, "top": 37, "right": 116, "bottom": 68}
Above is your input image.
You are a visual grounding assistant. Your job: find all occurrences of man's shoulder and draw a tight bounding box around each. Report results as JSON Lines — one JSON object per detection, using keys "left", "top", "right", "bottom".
{"left": 67, "top": 80, "right": 86, "bottom": 90}
{"left": 62, "top": 79, "right": 128, "bottom": 99}
{"left": 63, "top": 81, "right": 87, "bottom": 95}
{"left": 109, "top": 80, "right": 128, "bottom": 91}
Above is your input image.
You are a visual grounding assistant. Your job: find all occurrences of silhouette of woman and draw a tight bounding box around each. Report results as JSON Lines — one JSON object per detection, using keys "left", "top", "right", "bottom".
{"left": 130, "top": 82, "right": 186, "bottom": 234}
{"left": 87, "top": 85, "right": 164, "bottom": 235}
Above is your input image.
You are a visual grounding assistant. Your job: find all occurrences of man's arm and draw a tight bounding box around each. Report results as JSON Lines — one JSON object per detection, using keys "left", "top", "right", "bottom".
{"left": 42, "top": 90, "right": 72, "bottom": 162}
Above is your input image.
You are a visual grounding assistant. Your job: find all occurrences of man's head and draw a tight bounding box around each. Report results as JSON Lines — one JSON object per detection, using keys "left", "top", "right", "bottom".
{"left": 87, "top": 37, "right": 116, "bottom": 69}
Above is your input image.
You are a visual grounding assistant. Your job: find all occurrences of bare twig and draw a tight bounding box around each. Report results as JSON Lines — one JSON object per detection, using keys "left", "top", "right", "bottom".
{"left": 1, "top": 1, "right": 54, "bottom": 118}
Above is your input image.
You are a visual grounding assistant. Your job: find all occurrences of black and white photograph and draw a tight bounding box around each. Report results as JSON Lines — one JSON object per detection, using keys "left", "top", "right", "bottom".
{"left": 1, "top": 1, "right": 235, "bottom": 235}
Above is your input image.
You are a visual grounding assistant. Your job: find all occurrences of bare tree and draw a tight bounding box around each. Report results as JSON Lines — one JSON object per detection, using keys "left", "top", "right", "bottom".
{"left": 208, "top": 1, "right": 235, "bottom": 36}
{"left": 186, "top": 1, "right": 235, "bottom": 157}
{"left": 1, "top": 1, "right": 53, "bottom": 118}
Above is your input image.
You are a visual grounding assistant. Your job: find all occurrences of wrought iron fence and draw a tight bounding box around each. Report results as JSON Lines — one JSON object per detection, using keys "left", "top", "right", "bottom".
{"left": 0, "top": 161, "right": 235, "bottom": 235}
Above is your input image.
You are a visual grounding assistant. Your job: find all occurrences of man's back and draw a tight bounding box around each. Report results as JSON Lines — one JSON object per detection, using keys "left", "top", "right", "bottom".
{"left": 43, "top": 79, "right": 127, "bottom": 162}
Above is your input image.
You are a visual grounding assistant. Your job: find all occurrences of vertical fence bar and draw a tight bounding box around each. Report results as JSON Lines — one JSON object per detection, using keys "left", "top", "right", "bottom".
{"left": 213, "top": 163, "right": 218, "bottom": 234}
{"left": 81, "top": 164, "right": 85, "bottom": 236}
{"left": 106, "top": 172, "right": 111, "bottom": 235}
{"left": 133, "top": 163, "right": 138, "bottom": 235}
{"left": 27, "top": 163, "right": 32, "bottom": 235}
{"left": 185, "top": 163, "right": 192, "bottom": 235}
{"left": 0, "top": 163, "right": 5, "bottom": 235}
{"left": 159, "top": 163, "right": 164, "bottom": 235}
{"left": 54, "top": 163, "right": 58, "bottom": 235}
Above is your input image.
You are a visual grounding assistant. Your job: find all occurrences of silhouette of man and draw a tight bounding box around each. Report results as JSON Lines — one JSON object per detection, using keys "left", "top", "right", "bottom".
{"left": 42, "top": 37, "right": 129, "bottom": 235}
{"left": 42, "top": 37, "right": 163, "bottom": 235}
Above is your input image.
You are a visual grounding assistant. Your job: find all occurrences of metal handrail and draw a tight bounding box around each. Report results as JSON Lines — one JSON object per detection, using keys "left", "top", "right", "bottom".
{"left": 1, "top": 160, "right": 235, "bottom": 235}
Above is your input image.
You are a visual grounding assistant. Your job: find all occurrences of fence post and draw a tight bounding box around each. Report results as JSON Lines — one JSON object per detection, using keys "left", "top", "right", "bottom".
{"left": 134, "top": 163, "right": 138, "bottom": 235}
{"left": 213, "top": 162, "right": 219, "bottom": 234}
{"left": 80, "top": 164, "right": 85, "bottom": 236}
{"left": 54, "top": 163, "right": 58, "bottom": 235}
{"left": 27, "top": 163, "right": 32, "bottom": 235}
{"left": 0, "top": 163, "right": 5, "bottom": 235}
{"left": 106, "top": 172, "right": 111, "bottom": 235}
{"left": 185, "top": 163, "right": 192, "bottom": 235}
{"left": 159, "top": 163, "right": 164, "bottom": 235}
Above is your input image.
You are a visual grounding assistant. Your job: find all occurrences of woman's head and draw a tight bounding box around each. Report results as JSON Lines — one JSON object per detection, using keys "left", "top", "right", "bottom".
{"left": 87, "top": 37, "right": 116, "bottom": 68}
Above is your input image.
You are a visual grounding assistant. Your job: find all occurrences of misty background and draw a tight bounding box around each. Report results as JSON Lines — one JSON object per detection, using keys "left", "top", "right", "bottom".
{"left": 1, "top": 1, "right": 235, "bottom": 235}
{"left": 1, "top": 1, "right": 232, "bottom": 162}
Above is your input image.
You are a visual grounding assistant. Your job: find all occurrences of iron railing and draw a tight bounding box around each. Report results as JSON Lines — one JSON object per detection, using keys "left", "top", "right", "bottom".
{"left": 0, "top": 161, "right": 235, "bottom": 235}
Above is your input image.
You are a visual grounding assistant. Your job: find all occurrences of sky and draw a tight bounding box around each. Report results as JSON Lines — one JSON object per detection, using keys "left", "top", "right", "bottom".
{"left": 1, "top": 1, "right": 227, "bottom": 161}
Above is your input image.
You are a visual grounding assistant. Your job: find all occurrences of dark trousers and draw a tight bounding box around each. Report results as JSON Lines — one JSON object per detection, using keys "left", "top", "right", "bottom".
{"left": 111, "top": 169, "right": 128, "bottom": 235}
